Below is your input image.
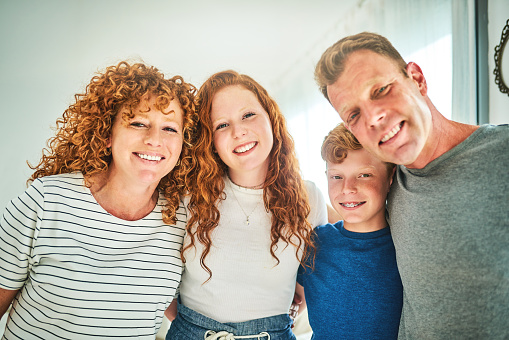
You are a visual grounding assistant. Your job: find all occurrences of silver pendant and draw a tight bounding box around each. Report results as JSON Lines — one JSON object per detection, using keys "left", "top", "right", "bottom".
{"left": 246, "top": 216, "right": 250, "bottom": 226}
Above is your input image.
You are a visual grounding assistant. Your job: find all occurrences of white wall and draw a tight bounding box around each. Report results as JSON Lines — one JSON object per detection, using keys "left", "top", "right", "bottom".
{"left": 0, "top": 0, "right": 356, "bottom": 211}
{"left": 275, "top": 0, "right": 453, "bottom": 196}
{"left": 488, "top": 0, "right": 509, "bottom": 124}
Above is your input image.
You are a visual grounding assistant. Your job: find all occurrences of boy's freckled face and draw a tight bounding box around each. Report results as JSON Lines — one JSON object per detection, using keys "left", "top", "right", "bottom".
{"left": 326, "top": 148, "right": 393, "bottom": 232}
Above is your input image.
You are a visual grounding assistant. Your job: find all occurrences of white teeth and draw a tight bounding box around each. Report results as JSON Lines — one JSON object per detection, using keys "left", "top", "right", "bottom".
{"left": 381, "top": 123, "right": 402, "bottom": 143}
{"left": 234, "top": 142, "right": 256, "bottom": 154}
{"left": 341, "top": 202, "right": 362, "bottom": 208}
{"left": 138, "top": 153, "right": 162, "bottom": 161}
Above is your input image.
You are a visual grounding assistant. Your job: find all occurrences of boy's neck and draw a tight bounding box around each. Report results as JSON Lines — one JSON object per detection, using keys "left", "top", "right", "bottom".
{"left": 343, "top": 221, "right": 388, "bottom": 233}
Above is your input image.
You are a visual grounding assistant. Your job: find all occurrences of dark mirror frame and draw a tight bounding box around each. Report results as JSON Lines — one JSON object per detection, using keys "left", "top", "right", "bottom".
{"left": 494, "top": 19, "right": 509, "bottom": 96}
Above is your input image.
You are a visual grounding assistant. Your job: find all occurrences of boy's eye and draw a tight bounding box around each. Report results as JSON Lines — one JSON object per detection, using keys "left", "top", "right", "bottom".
{"left": 360, "top": 173, "right": 372, "bottom": 178}
{"left": 331, "top": 175, "right": 343, "bottom": 180}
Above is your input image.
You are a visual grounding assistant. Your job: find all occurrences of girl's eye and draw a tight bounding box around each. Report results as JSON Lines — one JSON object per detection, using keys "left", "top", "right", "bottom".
{"left": 215, "top": 123, "right": 228, "bottom": 130}
{"left": 243, "top": 112, "right": 255, "bottom": 119}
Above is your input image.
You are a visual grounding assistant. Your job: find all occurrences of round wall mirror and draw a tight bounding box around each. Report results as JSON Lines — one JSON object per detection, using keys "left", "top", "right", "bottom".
{"left": 494, "top": 19, "right": 509, "bottom": 96}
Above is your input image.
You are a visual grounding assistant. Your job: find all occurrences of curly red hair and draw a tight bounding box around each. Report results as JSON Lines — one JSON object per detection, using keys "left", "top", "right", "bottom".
{"left": 29, "top": 61, "right": 197, "bottom": 224}
{"left": 183, "top": 70, "right": 315, "bottom": 279}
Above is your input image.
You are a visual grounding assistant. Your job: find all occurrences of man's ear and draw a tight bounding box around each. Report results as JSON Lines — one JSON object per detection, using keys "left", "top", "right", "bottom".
{"left": 406, "top": 62, "right": 428, "bottom": 96}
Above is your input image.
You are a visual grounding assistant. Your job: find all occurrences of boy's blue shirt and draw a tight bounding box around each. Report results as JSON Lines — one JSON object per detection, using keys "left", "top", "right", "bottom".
{"left": 298, "top": 220, "right": 403, "bottom": 340}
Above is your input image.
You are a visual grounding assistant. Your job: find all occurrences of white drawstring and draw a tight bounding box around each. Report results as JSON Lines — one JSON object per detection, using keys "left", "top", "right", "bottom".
{"left": 204, "top": 330, "right": 270, "bottom": 340}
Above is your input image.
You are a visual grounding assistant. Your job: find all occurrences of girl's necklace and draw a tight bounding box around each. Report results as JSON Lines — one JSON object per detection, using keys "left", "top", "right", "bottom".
{"left": 228, "top": 179, "right": 262, "bottom": 226}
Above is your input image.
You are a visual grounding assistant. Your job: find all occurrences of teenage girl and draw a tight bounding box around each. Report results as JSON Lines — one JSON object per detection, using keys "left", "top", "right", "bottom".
{"left": 166, "top": 70, "right": 327, "bottom": 339}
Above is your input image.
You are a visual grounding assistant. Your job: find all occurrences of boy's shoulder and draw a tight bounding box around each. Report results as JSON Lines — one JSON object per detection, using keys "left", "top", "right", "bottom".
{"left": 314, "top": 220, "right": 344, "bottom": 239}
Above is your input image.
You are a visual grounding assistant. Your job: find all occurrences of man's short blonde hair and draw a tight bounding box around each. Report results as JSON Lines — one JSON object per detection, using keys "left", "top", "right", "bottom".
{"left": 315, "top": 32, "right": 408, "bottom": 101}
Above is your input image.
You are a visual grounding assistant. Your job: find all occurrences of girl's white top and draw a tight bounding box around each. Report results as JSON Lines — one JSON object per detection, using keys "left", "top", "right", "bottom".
{"left": 180, "top": 176, "right": 327, "bottom": 323}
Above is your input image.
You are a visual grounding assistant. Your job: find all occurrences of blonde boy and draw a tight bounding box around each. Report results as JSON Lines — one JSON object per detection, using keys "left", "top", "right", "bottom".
{"left": 298, "top": 123, "right": 402, "bottom": 339}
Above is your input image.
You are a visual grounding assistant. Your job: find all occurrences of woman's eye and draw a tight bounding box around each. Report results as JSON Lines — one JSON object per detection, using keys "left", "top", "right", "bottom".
{"left": 215, "top": 123, "right": 228, "bottom": 130}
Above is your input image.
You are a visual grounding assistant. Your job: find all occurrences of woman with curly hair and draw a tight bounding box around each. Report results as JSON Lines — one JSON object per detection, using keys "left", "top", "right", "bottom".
{"left": 0, "top": 61, "right": 196, "bottom": 339}
{"left": 166, "top": 70, "right": 327, "bottom": 340}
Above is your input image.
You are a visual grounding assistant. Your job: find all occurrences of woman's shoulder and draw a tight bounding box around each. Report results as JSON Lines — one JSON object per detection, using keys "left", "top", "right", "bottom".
{"left": 31, "top": 172, "right": 85, "bottom": 191}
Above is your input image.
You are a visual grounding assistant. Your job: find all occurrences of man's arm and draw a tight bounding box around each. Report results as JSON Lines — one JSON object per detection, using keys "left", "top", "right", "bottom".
{"left": 0, "top": 288, "right": 18, "bottom": 318}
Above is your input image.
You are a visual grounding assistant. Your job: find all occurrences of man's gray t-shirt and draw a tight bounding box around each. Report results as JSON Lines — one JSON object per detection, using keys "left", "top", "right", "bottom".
{"left": 388, "top": 124, "right": 509, "bottom": 339}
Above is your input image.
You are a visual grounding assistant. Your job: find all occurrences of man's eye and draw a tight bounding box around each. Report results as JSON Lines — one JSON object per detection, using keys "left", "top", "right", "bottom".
{"left": 348, "top": 112, "right": 359, "bottom": 123}
{"left": 377, "top": 84, "right": 390, "bottom": 96}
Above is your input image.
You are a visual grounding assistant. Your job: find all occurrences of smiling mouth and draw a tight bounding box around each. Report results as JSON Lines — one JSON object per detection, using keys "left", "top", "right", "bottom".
{"left": 340, "top": 202, "right": 365, "bottom": 208}
{"left": 136, "top": 153, "right": 163, "bottom": 161}
{"left": 380, "top": 122, "right": 403, "bottom": 144}
{"left": 234, "top": 142, "right": 257, "bottom": 154}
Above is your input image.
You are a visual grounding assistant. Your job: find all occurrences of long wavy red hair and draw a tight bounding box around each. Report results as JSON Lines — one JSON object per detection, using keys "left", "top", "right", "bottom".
{"left": 183, "top": 70, "right": 314, "bottom": 279}
{"left": 29, "top": 61, "right": 197, "bottom": 224}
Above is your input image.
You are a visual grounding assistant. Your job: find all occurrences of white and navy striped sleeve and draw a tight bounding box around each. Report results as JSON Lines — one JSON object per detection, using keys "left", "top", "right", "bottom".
{"left": 0, "top": 178, "right": 45, "bottom": 290}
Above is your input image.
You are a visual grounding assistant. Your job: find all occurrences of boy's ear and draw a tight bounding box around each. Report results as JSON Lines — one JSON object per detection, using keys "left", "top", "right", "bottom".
{"left": 388, "top": 166, "right": 396, "bottom": 188}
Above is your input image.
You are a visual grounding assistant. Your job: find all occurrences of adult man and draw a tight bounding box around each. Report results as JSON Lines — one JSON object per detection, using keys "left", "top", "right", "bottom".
{"left": 315, "top": 32, "right": 509, "bottom": 339}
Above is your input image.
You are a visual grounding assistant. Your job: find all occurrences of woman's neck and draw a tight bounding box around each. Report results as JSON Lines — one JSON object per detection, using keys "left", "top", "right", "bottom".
{"left": 88, "top": 171, "right": 159, "bottom": 221}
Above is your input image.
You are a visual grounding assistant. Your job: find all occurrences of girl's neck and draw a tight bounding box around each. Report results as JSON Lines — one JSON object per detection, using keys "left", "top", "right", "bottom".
{"left": 227, "top": 169, "right": 267, "bottom": 190}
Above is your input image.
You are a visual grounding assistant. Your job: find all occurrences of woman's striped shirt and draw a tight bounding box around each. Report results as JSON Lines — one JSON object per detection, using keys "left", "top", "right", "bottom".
{"left": 0, "top": 172, "right": 186, "bottom": 339}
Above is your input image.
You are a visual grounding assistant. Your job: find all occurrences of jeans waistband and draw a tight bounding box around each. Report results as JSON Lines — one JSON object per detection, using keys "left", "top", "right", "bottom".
{"left": 176, "top": 298, "right": 293, "bottom": 335}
